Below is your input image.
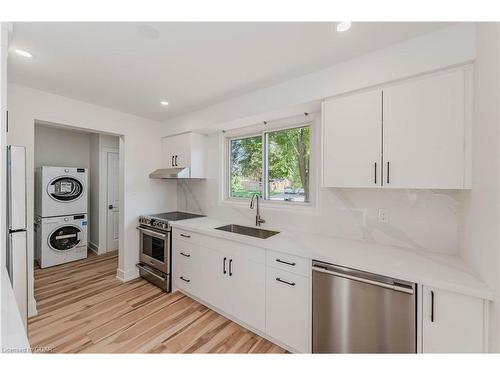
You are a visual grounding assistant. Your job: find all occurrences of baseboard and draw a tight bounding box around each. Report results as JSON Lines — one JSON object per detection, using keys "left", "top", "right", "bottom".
{"left": 28, "top": 296, "right": 38, "bottom": 318}
{"left": 116, "top": 267, "right": 140, "bottom": 283}
{"left": 88, "top": 241, "right": 99, "bottom": 254}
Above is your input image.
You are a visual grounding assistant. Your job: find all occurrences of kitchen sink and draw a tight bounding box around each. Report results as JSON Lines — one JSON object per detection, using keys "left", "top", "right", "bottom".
{"left": 214, "top": 224, "right": 280, "bottom": 239}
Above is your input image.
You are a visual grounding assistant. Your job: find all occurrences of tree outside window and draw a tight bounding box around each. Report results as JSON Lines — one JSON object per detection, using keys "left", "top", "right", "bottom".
{"left": 229, "top": 124, "right": 311, "bottom": 203}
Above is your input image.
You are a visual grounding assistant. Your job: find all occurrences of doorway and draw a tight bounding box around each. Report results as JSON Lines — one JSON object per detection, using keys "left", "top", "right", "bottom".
{"left": 104, "top": 148, "right": 119, "bottom": 252}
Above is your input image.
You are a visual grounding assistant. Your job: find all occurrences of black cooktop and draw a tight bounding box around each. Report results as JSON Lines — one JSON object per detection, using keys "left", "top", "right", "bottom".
{"left": 146, "top": 211, "right": 205, "bottom": 222}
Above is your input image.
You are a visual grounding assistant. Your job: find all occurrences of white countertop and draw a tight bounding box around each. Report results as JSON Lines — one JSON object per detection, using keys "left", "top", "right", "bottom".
{"left": 171, "top": 217, "right": 493, "bottom": 300}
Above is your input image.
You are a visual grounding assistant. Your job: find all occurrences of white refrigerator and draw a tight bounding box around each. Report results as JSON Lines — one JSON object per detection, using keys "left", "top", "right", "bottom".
{"left": 6, "top": 145, "right": 27, "bottom": 328}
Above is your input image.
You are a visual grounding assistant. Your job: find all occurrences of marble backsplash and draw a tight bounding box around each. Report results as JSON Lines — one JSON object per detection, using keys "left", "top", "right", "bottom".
{"left": 176, "top": 133, "right": 461, "bottom": 256}
{"left": 177, "top": 179, "right": 460, "bottom": 255}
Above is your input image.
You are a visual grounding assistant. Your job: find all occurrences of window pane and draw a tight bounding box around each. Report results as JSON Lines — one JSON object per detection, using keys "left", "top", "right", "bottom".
{"left": 267, "top": 126, "right": 310, "bottom": 202}
{"left": 230, "top": 136, "right": 262, "bottom": 198}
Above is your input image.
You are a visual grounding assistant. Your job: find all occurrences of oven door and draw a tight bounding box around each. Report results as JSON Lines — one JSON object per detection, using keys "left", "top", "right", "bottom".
{"left": 137, "top": 226, "right": 170, "bottom": 274}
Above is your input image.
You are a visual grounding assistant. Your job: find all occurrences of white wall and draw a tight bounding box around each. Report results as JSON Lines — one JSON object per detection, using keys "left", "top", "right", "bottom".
{"left": 34, "top": 124, "right": 90, "bottom": 168}
{"left": 460, "top": 23, "right": 500, "bottom": 353}
{"left": 7, "top": 84, "right": 177, "bottom": 316}
{"left": 89, "top": 133, "right": 100, "bottom": 249}
{"left": 162, "top": 23, "right": 475, "bottom": 136}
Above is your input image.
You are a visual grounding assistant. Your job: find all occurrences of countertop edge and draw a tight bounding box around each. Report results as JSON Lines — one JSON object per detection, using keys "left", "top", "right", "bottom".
{"left": 170, "top": 220, "right": 494, "bottom": 301}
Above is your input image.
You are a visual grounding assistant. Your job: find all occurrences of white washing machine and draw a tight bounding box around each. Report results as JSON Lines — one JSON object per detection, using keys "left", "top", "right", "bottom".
{"left": 35, "top": 214, "right": 88, "bottom": 268}
{"left": 35, "top": 166, "right": 88, "bottom": 217}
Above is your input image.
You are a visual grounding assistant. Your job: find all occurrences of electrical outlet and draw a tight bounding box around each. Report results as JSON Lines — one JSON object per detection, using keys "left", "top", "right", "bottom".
{"left": 378, "top": 208, "right": 389, "bottom": 223}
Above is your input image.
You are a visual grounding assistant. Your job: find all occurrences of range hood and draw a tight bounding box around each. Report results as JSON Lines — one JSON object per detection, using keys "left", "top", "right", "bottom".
{"left": 149, "top": 167, "right": 198, "bottom": 179}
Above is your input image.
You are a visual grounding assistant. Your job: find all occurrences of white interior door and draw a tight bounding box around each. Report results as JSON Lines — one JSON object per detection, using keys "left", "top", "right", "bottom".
{"left": 106, "top": 151, "right": 119, "bottom": 251}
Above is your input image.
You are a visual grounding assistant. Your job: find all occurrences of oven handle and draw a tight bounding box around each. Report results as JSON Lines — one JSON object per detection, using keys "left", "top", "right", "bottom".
{"left": 136, "top": 264, "right": 166, "bottom": 282}
{"left": 136, "top": 226, "right": 168, "bottom": 239}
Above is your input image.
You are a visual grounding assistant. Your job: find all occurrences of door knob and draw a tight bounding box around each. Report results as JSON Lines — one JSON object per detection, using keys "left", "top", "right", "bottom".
{"left": 108, "top": 204, "right": 114, "bottom": 210}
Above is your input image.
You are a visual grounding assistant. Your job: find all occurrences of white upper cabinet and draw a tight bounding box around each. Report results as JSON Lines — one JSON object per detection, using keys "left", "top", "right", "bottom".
{"left": 322, "top": 67, "right": 471, "bottom": 189}
{"left": 383, "top": 69, "right": 467, "bottom": 189}
{"left": 161, "top": 132, "right": 206, "bottom": 178}
{"left": 322, "top": 89, "right": 382, "bottom": 188}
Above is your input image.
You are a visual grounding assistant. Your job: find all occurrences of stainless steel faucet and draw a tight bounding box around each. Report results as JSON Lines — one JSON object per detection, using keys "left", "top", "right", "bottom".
{"left": 250, "top": 193, "right": 266, "bottom": 227}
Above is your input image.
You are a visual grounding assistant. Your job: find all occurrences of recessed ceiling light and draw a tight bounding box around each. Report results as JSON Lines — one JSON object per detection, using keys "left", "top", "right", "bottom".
{"left": 160, "top": 101, "right": 169, "bottom": 106}
{"left": 336, "top": 22, "right": 352, "bottom": 33}
{"left": 14, "top": 49, "right": 33, "bottom": 58}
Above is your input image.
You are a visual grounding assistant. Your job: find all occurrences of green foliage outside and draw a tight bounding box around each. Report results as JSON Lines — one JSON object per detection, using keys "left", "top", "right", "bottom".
{"left": 230, "top": 126, "right": 311, "bottom": 202}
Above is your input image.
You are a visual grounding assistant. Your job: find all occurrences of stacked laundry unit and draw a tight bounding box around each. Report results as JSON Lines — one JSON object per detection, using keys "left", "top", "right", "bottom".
{"left": 35, "top": 166, "right": 88, "bottom": 268}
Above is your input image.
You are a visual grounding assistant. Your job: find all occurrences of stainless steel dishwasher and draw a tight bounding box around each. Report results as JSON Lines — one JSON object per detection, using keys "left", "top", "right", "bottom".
{"left": 312, "top": 260, "right": 416, "bottom": 353}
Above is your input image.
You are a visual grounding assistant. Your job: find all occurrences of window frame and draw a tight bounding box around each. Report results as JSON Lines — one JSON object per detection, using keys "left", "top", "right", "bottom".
{"left": 223, "top": 115, "right": 316, "bottom": 208}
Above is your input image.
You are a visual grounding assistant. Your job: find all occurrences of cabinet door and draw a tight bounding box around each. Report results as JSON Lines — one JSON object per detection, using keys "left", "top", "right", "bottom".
{"left": 383, "top": 70, "right": 465, "bottom": 188}
{"left": 422, "top": 286, "right": 484, "bottom": 353}
{"left": 322, "top": 90, "right": 382, "bottom": 188}
{"left": 197, "top": 245, "right": 229, "bottom": 311}
{"left": 161, "top": 136, "right": 177, "bottom": 168}
{"left": 172, "top": 133, "right": 191, "bottom": 168}
{"left": 266, "top": 268, "right": 310, "bottom": 352}
{"left": 225, "top": 254, "right": 266, "bottom": 332}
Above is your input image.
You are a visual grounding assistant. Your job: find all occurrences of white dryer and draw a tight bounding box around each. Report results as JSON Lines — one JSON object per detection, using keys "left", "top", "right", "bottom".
{"left": 35, "top": 214, "right": 88, "bottom": 268}
{"left": 35, "top": 166, "right": 88, "bottom": 217}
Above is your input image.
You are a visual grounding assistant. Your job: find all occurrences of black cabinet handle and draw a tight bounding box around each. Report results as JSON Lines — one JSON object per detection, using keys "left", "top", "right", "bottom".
{"left": 276, "top": 277, "right": 295, "bottom": 286}
{"left": 180, "top": 252, "right": 190, "bottom": 258}
{"left": 386, "top": 162, "right": 390, "bottom": 184}
{"left": 180, "top": 234, "right": 191, "bottom": 238}
{"left": 175, "top": 155, "right": 178, "bottom": 166}
{"left": 276, "top": 258, "right": 296, "bottom": 266}
{"left": 229, "top": 259, "right": 233, "bottom": 276}
{"left": 374, "top": 162, "right": 377, "bottom": 184}
{"left": 180, "top": 276, "right": 190, "bottom": 283}
{"left": 223, "top": 257, "right": 227, "bottom": 274}
{"left": 430, "top": 290, "right": 435, "bottom": 322}
{"left": 171, "top": 155, "right": 175, "bottom": 167}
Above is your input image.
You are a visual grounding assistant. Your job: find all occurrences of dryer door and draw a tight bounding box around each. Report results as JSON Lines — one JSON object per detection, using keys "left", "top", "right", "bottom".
{"left": 47, "top": 177, "right": 84, "bottom": 202}
{"left": 48, "top": 225, "right": 82, "bottom": 251}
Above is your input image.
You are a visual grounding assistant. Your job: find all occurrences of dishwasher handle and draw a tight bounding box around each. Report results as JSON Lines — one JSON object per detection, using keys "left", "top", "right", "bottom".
{"left": 312, "top": 265, "right": 414, "bottom": 295}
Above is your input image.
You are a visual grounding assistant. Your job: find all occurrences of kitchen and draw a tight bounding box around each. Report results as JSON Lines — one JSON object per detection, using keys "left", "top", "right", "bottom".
{"left": 1, "top": 11, "right": 500, "bottom": 372}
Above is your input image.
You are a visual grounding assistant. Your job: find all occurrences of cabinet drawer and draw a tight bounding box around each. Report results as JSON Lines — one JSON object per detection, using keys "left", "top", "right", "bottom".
{"left": 266, "top": 250, "right": 309, "bottom": 277}
{"left": 173, "top": 228, "right": 265, "bottom": 264}
{"left": 173, "top": 228, "right": 199, "bottom": 243}
{"left": 266, "top": 267, "right": 310, "bottom": 352}
{"left": 172, "top": 240, "right": 199, "bottom": 294}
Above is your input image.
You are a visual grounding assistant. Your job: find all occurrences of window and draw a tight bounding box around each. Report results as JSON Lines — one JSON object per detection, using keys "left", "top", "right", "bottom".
{"left": 229, "top": 124, "right": 311, "bottom": 203}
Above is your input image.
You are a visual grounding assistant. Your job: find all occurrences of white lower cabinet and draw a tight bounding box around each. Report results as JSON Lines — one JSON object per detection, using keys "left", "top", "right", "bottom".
{"left": 173, "top": 232, "right": 266, "bottom": 333}
{"left": 421, "top": 286, "right": 485, "bottom": 353}
{"left": 173, "top": 230, "right": 310, "bottom": 352}
{"left": 266, "top": 267, "right": 310, "bottom": 352}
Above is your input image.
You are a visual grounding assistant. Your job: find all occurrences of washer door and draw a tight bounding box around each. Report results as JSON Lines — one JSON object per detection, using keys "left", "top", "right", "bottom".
{"left": 48, "top": 225, "right": 81, "bottom": 251}
{"left": 47, "top": 177, "right": 83, "bottom": 202}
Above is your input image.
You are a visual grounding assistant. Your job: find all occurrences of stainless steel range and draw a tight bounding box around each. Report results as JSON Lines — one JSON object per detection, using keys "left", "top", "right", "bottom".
{"left": 136, "top": 211, "right": 204, "bottom": 292}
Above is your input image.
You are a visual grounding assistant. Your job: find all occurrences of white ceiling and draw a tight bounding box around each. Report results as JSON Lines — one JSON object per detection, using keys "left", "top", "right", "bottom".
{"left": 9, "top": 22, "right": 452, "bottom": 122}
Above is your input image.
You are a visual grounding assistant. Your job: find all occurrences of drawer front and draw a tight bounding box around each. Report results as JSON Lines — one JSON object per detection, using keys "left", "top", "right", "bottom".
{"left": 173, "top": 228, "right": 199, "bottom": 244}
{"left": 266, "top": 250, "right": 309, "bottom": 277}
{"left": 173, "top": 227, "right": 265, "bottom": 264}
{"left": 266, "top": 267, "right": 310, "bottom": 352}
{"left": 172, "top": 239, "right": 199, "bottom": 294}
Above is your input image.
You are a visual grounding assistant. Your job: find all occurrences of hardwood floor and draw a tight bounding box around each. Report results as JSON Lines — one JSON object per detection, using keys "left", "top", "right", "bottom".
{"left": 29, "top": 250, "right": 287, "bottom": 354}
